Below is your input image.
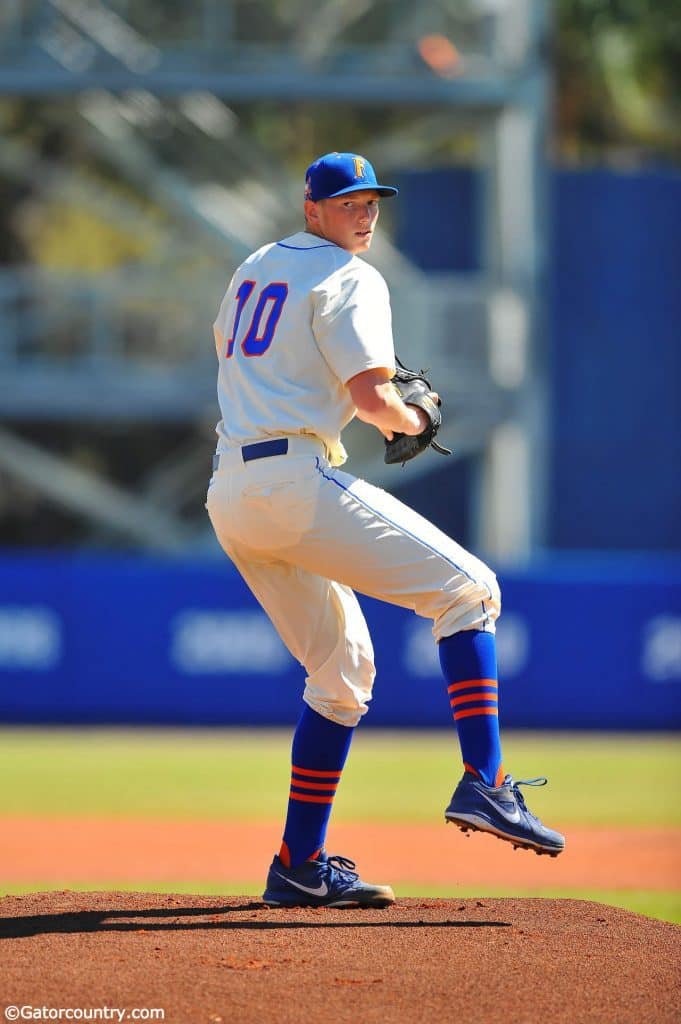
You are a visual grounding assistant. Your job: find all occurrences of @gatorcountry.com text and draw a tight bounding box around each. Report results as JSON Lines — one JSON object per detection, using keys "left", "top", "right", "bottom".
{"left": 4, "top": 1008, "right": 165, "bottom": 1021}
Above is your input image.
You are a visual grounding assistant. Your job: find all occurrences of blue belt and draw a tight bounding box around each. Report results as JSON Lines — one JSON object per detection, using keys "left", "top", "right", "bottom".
{"left": 213, "top": 438, "right": 289, "bottom": 471}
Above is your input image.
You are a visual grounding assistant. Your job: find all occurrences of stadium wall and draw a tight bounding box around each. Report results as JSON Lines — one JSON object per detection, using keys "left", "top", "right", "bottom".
{"left": 0, "top": 552, "right": 679, "bottom": 729}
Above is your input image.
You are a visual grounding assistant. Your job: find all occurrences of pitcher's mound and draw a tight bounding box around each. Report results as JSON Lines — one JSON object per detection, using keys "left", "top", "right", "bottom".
{"left": 1, "top": 892, "right": 678, "bottom": 1023}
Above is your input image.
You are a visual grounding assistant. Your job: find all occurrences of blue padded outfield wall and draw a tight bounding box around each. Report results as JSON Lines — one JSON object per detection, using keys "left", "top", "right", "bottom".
{"left": 0, "top": 553, "right": 679, "bottom": 730}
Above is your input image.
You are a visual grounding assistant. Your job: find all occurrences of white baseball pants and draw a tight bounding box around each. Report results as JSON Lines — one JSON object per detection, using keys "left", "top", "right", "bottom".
{"left": 206, "top": 436, "right": 500, "bottom": 727}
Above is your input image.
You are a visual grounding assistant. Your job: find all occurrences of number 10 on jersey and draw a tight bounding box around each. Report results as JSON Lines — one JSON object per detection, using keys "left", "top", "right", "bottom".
{"left": 226, "top": 280, "right": 289, "bottom": 358}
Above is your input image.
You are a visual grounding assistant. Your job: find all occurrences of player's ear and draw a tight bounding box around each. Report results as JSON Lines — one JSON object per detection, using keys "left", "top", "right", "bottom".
{"left": 304, "top": 199, "right": 320, "bottom": 225}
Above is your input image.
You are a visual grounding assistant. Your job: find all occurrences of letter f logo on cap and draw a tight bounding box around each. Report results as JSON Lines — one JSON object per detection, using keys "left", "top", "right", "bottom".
{"left": 353, "top": 157, "right": 366, "bottom": 179}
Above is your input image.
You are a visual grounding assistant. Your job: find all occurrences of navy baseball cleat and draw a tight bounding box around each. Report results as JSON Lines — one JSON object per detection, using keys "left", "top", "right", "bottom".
{"left": 445, "top": 773, "right": 565, "bottom": 856}
{"left": 262, "top": 850, "right": 395, "bottom": 908}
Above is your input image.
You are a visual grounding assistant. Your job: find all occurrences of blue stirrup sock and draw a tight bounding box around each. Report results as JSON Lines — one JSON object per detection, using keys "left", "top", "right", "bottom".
{"left": 438, "top": 629, "right": 504, "bottom": 787}
{"left": 280, "top": 704, "right": 354, "bottom": 867}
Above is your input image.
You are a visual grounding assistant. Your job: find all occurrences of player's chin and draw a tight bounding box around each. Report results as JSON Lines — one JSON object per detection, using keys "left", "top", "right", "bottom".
{"left": 353, "top": 232, "right": 373, "bottom": 251}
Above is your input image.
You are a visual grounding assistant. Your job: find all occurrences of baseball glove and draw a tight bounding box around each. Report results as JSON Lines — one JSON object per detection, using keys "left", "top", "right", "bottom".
{"left": 384, "top": 357, "right": 452, "bottom": 465}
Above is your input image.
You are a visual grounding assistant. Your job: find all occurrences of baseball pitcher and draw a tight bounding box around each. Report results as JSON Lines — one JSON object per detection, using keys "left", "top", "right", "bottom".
{"left": 206, "top": 152, "right": 564, "bottom": 909}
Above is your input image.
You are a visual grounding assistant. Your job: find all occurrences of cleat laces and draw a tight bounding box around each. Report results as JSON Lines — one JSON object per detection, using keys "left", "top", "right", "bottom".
{"left": 507, "top": 776, "right": 548, "bottom": 825}
{"left": 325, "top": 854, "right": 359, "bottom": 884}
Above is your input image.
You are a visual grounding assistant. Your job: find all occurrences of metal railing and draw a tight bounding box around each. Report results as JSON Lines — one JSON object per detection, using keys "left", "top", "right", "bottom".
{"left": 1, "top": 1, "right": 502, "bottom": 61}
{"left": 0, "top": 0, "right": 536, "bottom": 102}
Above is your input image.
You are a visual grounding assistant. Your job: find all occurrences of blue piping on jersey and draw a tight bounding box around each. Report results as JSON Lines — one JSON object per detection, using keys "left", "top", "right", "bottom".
{"left": 276, "top": 242, "right": 336, "bottom": 251}
{"left": 313, "top": 457, "right": 494, "bottom": 607}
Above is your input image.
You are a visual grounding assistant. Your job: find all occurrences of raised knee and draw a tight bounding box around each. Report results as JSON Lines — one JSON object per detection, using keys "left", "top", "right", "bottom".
{"left": 434, "top": 564, "right": 501, "bottom": 639}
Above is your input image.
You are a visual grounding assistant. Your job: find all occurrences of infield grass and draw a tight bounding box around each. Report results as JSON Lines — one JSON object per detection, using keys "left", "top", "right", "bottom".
{"left": 0, "top": 727, "right": 678, "bottom": 825}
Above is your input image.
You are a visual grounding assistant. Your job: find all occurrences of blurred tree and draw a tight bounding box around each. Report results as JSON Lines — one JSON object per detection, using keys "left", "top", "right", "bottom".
{"left": 555, "top": 0, "right": 681, "bottom": 163}
{"left": 17, "top": 201, "right": 153, "bottom": 272}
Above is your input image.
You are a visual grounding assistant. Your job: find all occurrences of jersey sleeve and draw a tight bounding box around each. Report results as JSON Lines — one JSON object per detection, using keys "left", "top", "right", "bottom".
{"left": 312, "top": 261, "right": 396, "bottom": 384}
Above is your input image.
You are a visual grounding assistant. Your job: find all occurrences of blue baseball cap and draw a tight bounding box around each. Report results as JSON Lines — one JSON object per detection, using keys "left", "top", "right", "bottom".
{"left": 304, "top": 152, "right": 398, "bottom": 201}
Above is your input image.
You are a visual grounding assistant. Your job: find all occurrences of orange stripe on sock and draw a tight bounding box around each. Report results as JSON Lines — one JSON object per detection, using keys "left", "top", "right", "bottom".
{"left": 447, "top": 678, "right": 497, "bottom": 695}
{"left": 463, "top": 763, "right": 505, "bottom": 785}
{"left": 291, "top": 765, "right": 343, "bottom": 778}
{"left": 278, "top": 841, "right": 291, "bottom": 867}
{"left": 453, "top": 706, "right": 498, "bottom": 721}
{"left": 289, "top": 792, "right": 335, "bottom": 804}
{"left": 290, "top": 778, "right": 339, "bottom": 791}
{"left": 450, "top": 692, "right": 498, "bottom": 707}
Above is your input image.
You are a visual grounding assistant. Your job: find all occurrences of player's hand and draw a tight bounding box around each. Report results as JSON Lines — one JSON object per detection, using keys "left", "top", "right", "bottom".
{"left": 403, "top": 393, "right": 439, "bottom": 435}
{"left": 384, "top": 360, "right": 451, "bottom": 464}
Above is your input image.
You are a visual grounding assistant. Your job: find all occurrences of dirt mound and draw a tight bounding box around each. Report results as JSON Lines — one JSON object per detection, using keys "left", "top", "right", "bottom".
{"left": 0, "top": 892, "right": 679, "bottom": 1023}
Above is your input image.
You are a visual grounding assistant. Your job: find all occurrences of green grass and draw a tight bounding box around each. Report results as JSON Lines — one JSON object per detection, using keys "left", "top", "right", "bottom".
{"left": 0, "top": 727, "right": 678, "bottom": 825}
{"left": 2, "top": 883, "right": 679, "bottom": 925}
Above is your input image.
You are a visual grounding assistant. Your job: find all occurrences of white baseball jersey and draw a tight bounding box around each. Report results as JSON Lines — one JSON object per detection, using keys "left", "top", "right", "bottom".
{"left": 213, "top": 231, "right": 396, "bottom": 466}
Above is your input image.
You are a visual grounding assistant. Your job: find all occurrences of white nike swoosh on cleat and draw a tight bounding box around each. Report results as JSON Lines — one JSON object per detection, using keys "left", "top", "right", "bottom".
{"left": 274, "top": 871, "right": 329, "bottom": 897}
{"left": 475, "top": 790, "right": 522, "bottom": 824}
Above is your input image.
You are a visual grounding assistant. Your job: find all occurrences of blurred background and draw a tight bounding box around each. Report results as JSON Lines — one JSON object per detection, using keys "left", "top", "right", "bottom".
{"left": 0, "top": 0, "right": 679, "bottom": 730}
